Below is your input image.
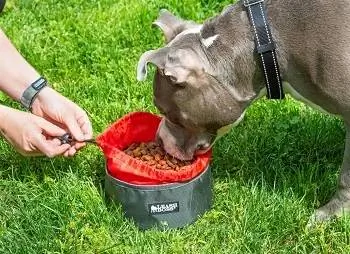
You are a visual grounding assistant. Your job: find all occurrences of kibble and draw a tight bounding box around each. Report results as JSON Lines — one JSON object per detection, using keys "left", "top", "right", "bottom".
{"left": 123, "top": 142, "right": 193, "bottom": 171}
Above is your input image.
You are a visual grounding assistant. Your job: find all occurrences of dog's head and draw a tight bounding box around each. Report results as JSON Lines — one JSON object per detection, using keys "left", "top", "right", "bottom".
{"left": 137, "top": 8, "right": 260, "bottom": 160}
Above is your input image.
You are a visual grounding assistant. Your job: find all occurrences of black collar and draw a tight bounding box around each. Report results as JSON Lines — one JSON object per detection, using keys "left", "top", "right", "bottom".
{"left": 243, "top": 0, "right": 285, "bottom": 99}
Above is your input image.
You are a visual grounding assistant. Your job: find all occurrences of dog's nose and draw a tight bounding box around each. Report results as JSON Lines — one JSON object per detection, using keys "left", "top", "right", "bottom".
{"left": 197, "top": 143, "right": 210, "bottom": 150}
{"left": 195, "top": 143, "right": 211, "bottom": 155}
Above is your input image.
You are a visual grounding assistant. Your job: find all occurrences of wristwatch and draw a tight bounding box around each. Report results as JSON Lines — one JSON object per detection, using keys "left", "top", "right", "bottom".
{"left": 20, "top": 77, "right": 48, "bottom": 111}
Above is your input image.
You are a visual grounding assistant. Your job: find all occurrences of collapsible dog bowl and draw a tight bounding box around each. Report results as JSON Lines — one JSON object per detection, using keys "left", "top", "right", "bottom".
{"left": 105, "top": 165, "right": 212, "bottom": 230}
{"left": 97, "top": 112, "right": 213, "bottom": 230}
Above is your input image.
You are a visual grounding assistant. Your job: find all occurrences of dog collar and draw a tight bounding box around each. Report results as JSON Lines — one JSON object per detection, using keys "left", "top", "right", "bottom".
{"left": 243, "top": 0, "right": 285, "bottom": 99}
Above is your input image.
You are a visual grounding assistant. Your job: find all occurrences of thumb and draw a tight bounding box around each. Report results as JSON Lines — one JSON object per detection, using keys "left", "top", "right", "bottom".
{"left": 65, "top": 116, "right": 84, "bottom": 141}
{"left": 34, "top": 135, "right": 70, "bottom": 158}
{"left": 36, "top": 118, "right": 67, "bottom": 137}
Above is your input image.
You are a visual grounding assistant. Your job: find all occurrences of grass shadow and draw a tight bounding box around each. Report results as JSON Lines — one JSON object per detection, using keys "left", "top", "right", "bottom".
{"left": 210, "top": 98, "right": 345, "bottom": 208}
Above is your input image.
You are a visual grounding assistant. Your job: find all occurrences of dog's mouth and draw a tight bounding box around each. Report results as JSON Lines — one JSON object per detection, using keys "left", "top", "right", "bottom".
{"left": 157, "top": 136, "right": 194, "bottom": 161}
{"left": 194, "top": 146, "right": 211, "bottom": 156}
{"left": 157, "top": 132, "right": 213, "bottom": 161}
{"left": 164, "top": 144, "right": 212, "bottom": 161}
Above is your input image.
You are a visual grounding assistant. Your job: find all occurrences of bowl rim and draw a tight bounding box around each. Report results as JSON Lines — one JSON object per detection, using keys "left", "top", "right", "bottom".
{"left": 105, "top": 164, "right": 211, "bottom": 191}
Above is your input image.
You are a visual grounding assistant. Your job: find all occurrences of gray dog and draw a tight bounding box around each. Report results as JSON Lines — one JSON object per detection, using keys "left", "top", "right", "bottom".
{"left": 137, "top": 0, "right": 350, "bottom": 224}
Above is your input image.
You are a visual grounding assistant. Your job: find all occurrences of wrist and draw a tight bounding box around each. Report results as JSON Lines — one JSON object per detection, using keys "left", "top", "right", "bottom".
{"left": 30, "top": 86, "right": 53, "bottom": 113}
{"left": 1, "top": 71, "right": 41, "bottom": 102}
{"left": 20, "top": 77, "right": 48, "bottom": 111}
{"left": 14, "top": 73, "right": 41, "bottom": 101}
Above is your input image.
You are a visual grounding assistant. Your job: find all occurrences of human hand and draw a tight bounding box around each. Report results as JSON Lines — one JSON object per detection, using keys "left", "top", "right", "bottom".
{"left": 0, "top": 106, "right": 71, "bottom": 157}
{"left": 31, "top": 87, "right": 93, "bottom": 157}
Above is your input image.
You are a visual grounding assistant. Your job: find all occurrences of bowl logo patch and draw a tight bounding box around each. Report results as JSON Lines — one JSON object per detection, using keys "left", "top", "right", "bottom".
{"left": 148, "top": 202, "right": 179, "bottom": 215}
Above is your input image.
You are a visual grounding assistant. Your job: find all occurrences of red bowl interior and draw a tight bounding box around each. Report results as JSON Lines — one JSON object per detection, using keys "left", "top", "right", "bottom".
{"left": 96, "top": 111, "right": 212, "bottom": 185}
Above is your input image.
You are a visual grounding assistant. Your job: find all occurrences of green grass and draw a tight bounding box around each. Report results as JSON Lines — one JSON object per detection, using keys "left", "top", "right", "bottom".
{"left": 0, "top": 0, "right": 349, "bottom": 253}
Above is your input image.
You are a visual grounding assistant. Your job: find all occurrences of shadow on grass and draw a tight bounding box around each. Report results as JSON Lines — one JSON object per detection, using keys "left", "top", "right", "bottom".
{"left": 210, "top": 100, "right": 346, "bottom": 208}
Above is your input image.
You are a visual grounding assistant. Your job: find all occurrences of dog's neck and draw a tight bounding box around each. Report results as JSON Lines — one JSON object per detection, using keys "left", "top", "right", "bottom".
{"left": 201, "top": 1, "right": 288, "bottom": 103}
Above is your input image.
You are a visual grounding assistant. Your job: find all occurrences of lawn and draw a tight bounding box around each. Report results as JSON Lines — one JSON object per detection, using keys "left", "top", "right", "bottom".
{"left": 0, "top": 0, "right": 349, "bottom": 253}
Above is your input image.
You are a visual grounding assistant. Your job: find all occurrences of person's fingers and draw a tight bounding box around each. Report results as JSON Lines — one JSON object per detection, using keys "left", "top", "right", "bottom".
{"left": 50, "top": 138, "right": 73, "bottom": 156}
{"left": 77, "top": 112, "right": 93, "bottom": 139}
{"left": 36, "top": 117, "right": 67, "bottom": 137}
{"left": 51, "top": 138, "right": 62, "bottom": 146}
{"left": 82, "top": 122, "right": 93, "bottom": 140}
{"left": 65, "top": 116, "right": 85, "bottom": 142}
{"left": 51, "top": 142, "right": 71, "bottom": 156}
{"left": 34, "top": 134, "right": 70, "bottom": 157}
{"left": 74, "top": 142, "right": 86, "bottom": 150}
{"left": 67, "top": 146, "right": 77, "bottom": 157}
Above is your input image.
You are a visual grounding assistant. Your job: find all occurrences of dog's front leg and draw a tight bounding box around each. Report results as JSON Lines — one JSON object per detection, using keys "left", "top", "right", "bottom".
{"left": 308, "top": 124, "right": 350, "bottom": 226}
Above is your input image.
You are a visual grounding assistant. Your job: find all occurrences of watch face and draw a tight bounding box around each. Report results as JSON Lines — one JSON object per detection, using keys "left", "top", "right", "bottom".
{"left": 33, "top": 79, "right": 46, "bottom": 90}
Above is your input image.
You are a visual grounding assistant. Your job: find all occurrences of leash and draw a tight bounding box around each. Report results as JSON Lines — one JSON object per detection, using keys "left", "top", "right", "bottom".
{"left": 58, "top": 133, "right": 97, "bottom": 145}
{"left": 243, "top": 0, "right": 285, "bottom": 99}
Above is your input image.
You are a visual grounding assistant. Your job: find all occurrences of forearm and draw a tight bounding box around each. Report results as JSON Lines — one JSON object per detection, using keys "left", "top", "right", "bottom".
{"left": 0, "top": 104, "right": 10, "bottom": 132}
{"left": 0, "top": 28, "right": 40, "bottom": 101}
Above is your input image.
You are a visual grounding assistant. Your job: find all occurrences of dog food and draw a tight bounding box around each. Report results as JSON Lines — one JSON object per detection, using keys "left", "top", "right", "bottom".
{"left": 124, "top": 142, "right": 193, "bottom": 171}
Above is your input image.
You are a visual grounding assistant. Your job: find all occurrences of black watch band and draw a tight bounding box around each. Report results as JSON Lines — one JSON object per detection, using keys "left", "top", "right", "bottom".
{"left": 20, "top": 77, "right": 48, "bottom": 111}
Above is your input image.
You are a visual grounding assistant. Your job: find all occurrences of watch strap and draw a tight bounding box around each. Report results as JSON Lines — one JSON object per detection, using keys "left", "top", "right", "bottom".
{"left": 20, "top": 77, "right": 48, "bottom": 111}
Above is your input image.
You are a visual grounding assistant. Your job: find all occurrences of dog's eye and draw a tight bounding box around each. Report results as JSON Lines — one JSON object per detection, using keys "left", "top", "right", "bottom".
{"left": 166, "top": 76, "right": 186, "bottom": 87}
{"left": 166, "top": 74, "right": 177, "bottom": 83}
{"left": 174, "top": 81, "right": 186, "bottom": 87}
{"left": 167, "top": 54, "right": 176, "bottom": 63}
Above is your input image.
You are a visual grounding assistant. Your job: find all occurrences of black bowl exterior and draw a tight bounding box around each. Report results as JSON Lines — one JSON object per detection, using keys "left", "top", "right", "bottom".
{"left": 105, "top": 166, "right": 213, "bottom": 230}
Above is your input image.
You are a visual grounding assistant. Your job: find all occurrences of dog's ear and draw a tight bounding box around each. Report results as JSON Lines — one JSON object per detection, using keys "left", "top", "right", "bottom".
{"left": 137, "top": 48, "right": 169, "bottom": 81}
{"left": 153, "top": 9, "right": 200, "bottom": 43}
{"left": 137, "top": 47, "right": 211, "bottom": 85}
{"left": 161, "top": 48, "right": 207, "bottom": 85}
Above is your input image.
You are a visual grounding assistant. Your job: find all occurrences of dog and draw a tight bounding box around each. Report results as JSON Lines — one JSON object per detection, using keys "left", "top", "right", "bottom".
{"left": 136, "top": 0, "right": 350, "bottom": 225}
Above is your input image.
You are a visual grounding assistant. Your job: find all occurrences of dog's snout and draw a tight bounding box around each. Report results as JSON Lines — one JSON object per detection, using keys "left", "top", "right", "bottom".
{"left": 197, "top": 143, "right": 210, "bottom": 150}
{"left": 195, "top": 143, "right": 211, "bottom": 156}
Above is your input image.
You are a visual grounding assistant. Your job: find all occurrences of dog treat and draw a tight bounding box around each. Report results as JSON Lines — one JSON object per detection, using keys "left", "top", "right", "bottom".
{"left": 124, "top": 142, "right": 193, "bottom": 170}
